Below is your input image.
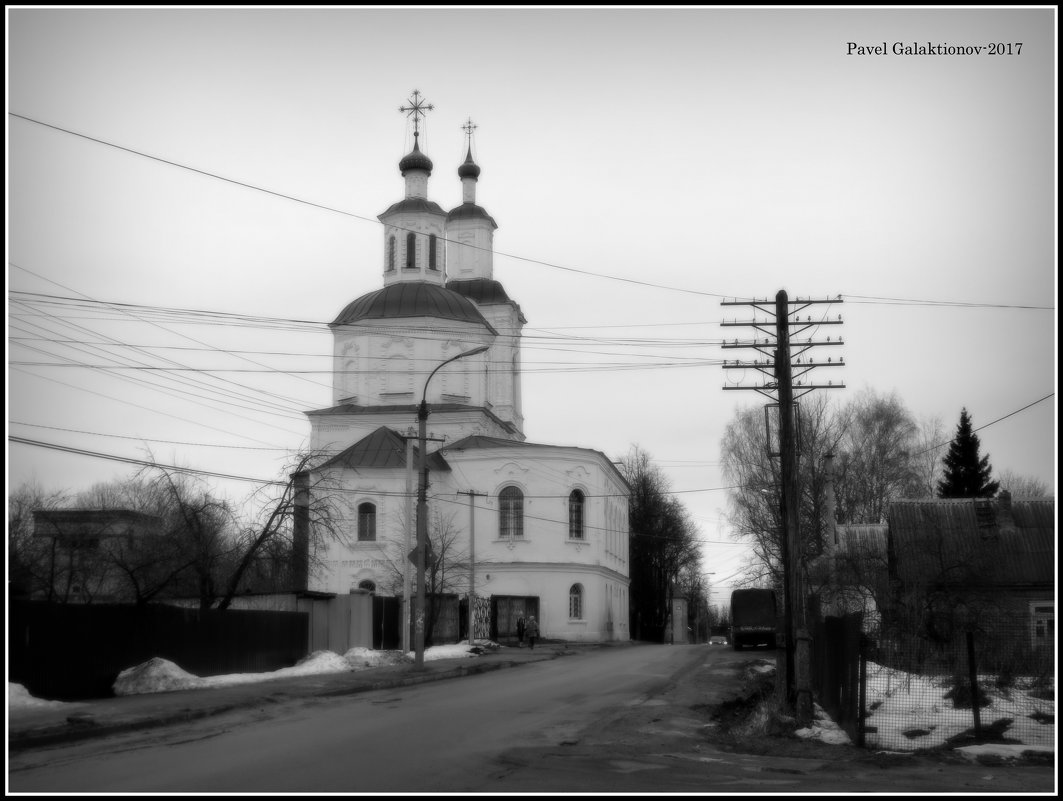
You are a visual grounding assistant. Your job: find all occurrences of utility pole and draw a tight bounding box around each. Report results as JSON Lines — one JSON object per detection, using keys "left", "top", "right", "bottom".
{"left": 404, "top": 436, "right": 414, "bottom": 654}
{"left": 721, "top": 290, "right": 844, "bottom": 725}
{"left": 457, "top": 490, "right": 485, "bottom": 645}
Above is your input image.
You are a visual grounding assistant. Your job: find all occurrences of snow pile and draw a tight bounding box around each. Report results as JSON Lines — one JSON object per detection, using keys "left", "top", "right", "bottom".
{"left": 8, "top": 683, "right": 71, "bottom": 710}
{"left": 344, "top": 647, "right": 411, "bottom": 668}
{"left": 113, "top": 657, "right": 206, "bottom": 696}
{"left": 955, "top": 743, "right": 1055, "bottom": 763}
{"left": 413, "top": 643, "right": 483, "bottom": 661}
{"left": 104, "top": 643, "right": 490, "bottom": 697}
{"left": 795, "top": 702, "right": 853, "bottom": 745}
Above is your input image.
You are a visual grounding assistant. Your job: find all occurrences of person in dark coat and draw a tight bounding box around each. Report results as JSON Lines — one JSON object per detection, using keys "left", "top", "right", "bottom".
{"left": 526, "top": 616, "right": 540, "bottom": 650}
{"left": 516, "top": 616, "right": 526, "bottom": 647}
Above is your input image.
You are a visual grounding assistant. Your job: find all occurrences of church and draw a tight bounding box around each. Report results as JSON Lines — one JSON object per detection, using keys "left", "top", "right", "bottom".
{"left": 303, "top": 95, "right": 630, "bottom": 644}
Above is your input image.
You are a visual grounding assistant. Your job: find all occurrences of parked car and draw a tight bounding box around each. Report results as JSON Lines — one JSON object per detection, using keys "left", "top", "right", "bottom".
{"left": 708, "top": 635, "right": 728, "bottom": 646}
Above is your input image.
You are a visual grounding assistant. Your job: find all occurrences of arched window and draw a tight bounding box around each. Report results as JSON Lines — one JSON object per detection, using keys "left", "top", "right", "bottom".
{"left": 428, "top": 234, "right": 438, "bottom": 270}
{"left": 499, "top": 486, "right": 524, "bottom": 539}
{"left": 358, "top": 580, "right": 376, "bottom": 593}
{"left": 568, "top": 490, "right": 585, "bottom": 540}
{"left": 569, "top": 584, "right": 584, "bottom": 620}
{"left": 405, "top": 232, "right": 416, "bottom": 269}
{"left": 358, "top": 502, "right": 376, "bottom": 541}
{"left": 387, "top": 236, "right": 396, "bottom": 271}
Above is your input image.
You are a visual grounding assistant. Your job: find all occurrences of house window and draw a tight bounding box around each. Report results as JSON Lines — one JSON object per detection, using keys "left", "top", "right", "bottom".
{"left": 569, "top": 584, "right": 584, "bottom": 619}
{"left": 568, "top": 490, "right": 585, "bottom": 540}
{"left": 358, "top": 502, "right": 376, "bottom": 541}
{"left": 387, "top": 236, "right": 396, "bottom": 271}
{"left": 1032, "top": 602, "right": 1054, "bottom": 649}
{"left": 405, "top": 233, "right": 416, "bottom": 269}
{"left": 429, "top": 234, "right": 438, "bottom": 270}
{"left": 358, "top": 580, "right": 376, "bottom": 593}
{"left": 499, "top": 487, "right": 524, "bottom": 539}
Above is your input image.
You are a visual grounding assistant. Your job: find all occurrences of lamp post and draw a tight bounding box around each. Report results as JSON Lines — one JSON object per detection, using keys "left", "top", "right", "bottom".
{"left": 414, "top": 344, "right": 489, "bottom": 669}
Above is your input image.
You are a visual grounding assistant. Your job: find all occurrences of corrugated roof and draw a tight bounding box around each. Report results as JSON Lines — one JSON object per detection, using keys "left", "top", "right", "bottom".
{"left": 330, "top": 282, "right": 496, "bottom": 332}
{"left": 318, "top": 426, "right": 450, "bottom": 472}
{"left": 886, "top": 497, "right": 1055, "bottom": 587}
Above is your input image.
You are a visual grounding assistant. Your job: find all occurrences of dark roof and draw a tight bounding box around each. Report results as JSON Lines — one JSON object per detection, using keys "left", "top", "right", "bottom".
{"left": 446, "top": 202, "right": 497, "bottom": 227}
{"left": 444, "top": 434, "right": 539, "bottom": 451}
{"left": 331, "top": 282, "right": 496, "bottom": 332}
{"left": 447, "top": 278, "right": 512, "bottom": 305}
{"left": 378, "top": 197, "right": 446, "bottom": 218}
{"left": 318, "top": 426, "right": 450, "bottom": 472}
{"left": 458, "top": 148, "right": 480, "bottom": 179}
{"left": 398, "top": 142, "right": 433, "bottom": 175}
{"left": 886, "top": 497, "right": 1055, "bottom": 587}
{"left": 34, "top": 509, "right": 162, "bottom": 539}
{"left": 442, "top": 436, "right": 631, "bottom": 490}
{"left": 304, "top": 403, "right": 523, "bottom": 439}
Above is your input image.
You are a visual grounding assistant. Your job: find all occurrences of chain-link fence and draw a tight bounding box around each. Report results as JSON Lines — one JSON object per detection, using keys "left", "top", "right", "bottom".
{"left": 862, "top": 618, "right": 1054, "bottom": 752}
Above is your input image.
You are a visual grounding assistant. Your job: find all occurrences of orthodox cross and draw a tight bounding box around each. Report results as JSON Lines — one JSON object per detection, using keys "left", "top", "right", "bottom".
{"left": 399, "top": 90, "right": 434, "bottom": 139}
{"left": 462, "top": 117, "right": 478, "bottom": 148}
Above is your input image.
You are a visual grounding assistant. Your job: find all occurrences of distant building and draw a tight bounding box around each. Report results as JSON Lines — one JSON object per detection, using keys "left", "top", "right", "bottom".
{"left": 303, "top": 99, "right": 630, "bottom": 644}
{"left": 820, "top": 492, "right": 1054, "bottom": 658}
{"left": 31, "top": 509, "right": 162, "bottom": 603}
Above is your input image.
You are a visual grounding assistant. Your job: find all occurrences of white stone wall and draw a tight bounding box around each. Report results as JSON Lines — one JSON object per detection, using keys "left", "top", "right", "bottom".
{"left": 307, "top": 443, "right": 630, "bottom": 642}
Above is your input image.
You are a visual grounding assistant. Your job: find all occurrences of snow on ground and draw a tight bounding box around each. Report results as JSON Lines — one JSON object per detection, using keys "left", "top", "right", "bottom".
{"left": 8, "top": 642, "right": 495, "bottom": 710}
{"left": 862, "top": 660, "right": 1055, "bottom": 752}
{"left": 7, "top": 683, "right": 72, "bottom": 710}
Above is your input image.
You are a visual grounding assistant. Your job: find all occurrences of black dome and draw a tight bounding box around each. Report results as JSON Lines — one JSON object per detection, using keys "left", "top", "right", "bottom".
{"left": 399, "top": 142, "right": 433, "bottom": 175}
{"left": 332, "top": 282, "right": 496, "bottom": 333}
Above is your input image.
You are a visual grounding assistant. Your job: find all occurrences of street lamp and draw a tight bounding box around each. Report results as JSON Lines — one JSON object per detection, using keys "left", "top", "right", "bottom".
{"left": 414, "top": 344, "right": 489, "bottom": 669}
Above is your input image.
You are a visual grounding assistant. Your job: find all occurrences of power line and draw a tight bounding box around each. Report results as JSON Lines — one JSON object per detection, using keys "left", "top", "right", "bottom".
{"left": 11, "top": 113, "right": 1053, "bottom": 312}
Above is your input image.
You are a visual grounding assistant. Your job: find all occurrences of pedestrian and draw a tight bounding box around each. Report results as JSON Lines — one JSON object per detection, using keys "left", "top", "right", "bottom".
{"left": 526, "top": 615, "right": 540, "bottom": 650}
{"left": 516, "top": 616, "right": 526, "bottom": 648}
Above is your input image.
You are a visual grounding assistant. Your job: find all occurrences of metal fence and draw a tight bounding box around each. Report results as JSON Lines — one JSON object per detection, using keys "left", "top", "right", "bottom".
{"left": 9, "top": 600, "right": 308, "bottom": 700}
{"left": 862, "top": 620, "right": 1054, "bottom": 752}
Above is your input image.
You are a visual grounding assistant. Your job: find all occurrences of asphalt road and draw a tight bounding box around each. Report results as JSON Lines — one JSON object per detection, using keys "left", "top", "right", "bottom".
{"left": 7, "top": 644, "right": 1055, "bottom": 794}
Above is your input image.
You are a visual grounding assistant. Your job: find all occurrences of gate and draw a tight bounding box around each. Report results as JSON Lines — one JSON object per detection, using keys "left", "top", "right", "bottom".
{"left": 810, "top": 610, "right": 865, "bottom": 746}
{"left": 491, "top": 595, "right": 539, "bottom": 644}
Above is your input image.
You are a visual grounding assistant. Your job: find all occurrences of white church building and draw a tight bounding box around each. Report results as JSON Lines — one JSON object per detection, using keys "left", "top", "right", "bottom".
{"left": 304, "top": 98, "right": 630, "bottom": 644}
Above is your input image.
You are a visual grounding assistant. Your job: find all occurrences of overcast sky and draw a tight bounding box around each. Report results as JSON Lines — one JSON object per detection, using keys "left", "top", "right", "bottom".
{"left": 7, "top": 7, "right": 1057, "bottom": 601}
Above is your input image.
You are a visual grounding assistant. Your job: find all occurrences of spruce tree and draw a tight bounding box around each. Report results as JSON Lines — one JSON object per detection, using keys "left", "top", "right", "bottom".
{"left": 936, "top": 408, "right": 1000, "bottom": 498}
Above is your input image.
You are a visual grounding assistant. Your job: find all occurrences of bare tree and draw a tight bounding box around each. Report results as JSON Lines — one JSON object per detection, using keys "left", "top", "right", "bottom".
{"left": 8, "top": 481, "right": 68, "bottom": 600}
{"left": 217, "top": 453, "right": 346, "bottom": 610}
{"left": 995, "top": 469, "right": 1051, "bottom": 498}
{"left": 833, "top": 389, "right": 922, "bottom": 524}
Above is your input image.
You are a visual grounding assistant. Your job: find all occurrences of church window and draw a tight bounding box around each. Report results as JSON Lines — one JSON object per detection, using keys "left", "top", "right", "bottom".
{"left": 387, "top": 236, "right": 396, "bottom": 272}
{"left": 569, "top": 584, "right": 584, "bottom": 620}
{"left": 357, "top": 502, "right": 376, "bottom": 541}
{"left": 568, "top": 490, "right": 585, "bottom": 540}
{"left": 405, "top": 233, "right": 416, "bottom": 269}
{"left": 499, "top": 487, "right": 523, "bottom": 539}
{"left": 429, "top": 234, "right": 438, "bottom": 270}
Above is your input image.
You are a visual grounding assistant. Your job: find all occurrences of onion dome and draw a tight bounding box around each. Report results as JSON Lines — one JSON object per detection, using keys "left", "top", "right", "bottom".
{"left": 398, "top": 139, "right": 433, "bottom": 175}
{"left": 331, "top": 282, "right": 497, "bottom": 333}
{"left": 458, "top": 148, "right": 481, "bottom": 180}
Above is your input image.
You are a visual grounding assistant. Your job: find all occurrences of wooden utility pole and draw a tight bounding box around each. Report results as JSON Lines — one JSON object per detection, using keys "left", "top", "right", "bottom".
{"left": 721, "top": 290, "right": 845, "bottom": 725}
